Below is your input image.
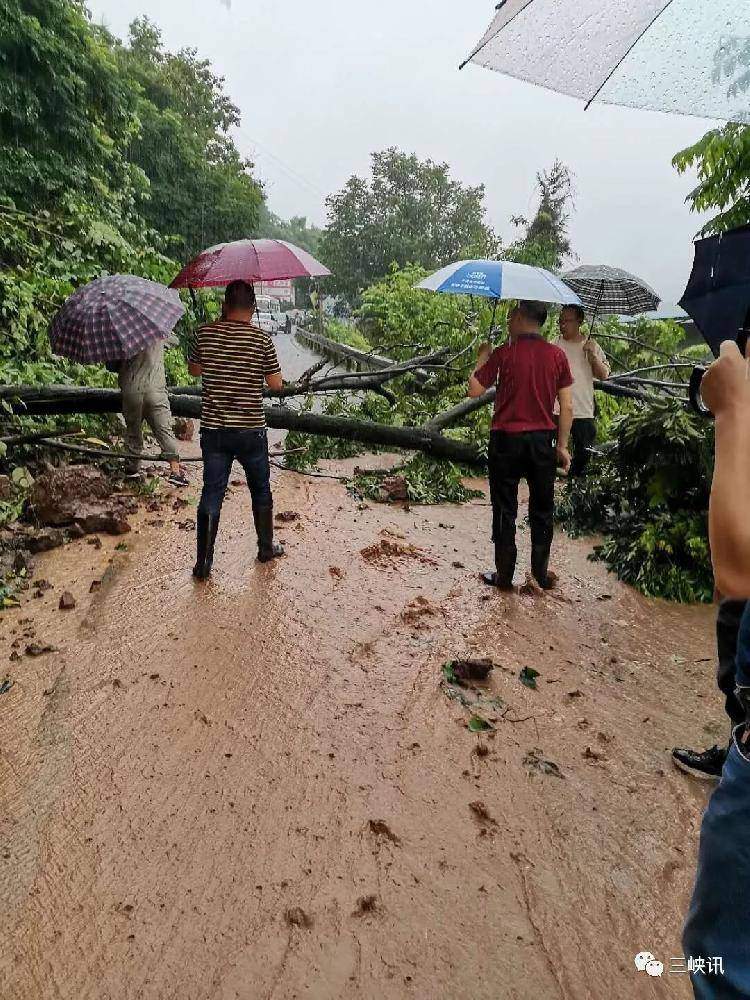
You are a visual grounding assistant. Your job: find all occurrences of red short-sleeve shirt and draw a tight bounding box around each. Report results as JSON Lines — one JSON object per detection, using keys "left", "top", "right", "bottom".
{"left": 475, "top": 335, "right": 573, "bottom": 433}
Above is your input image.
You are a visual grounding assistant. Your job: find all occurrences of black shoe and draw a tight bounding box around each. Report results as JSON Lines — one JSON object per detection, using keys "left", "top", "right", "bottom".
{"left": 531, "top": 544, "right": 554, "bottom": 590}
{"left": 481, "top": 571, "right": 515, "bottom": 591}
{"left": 482, "top": 543, "right": 516, "bottom": 590}
{"left": 253, "top": 506, "right": 285, "bottom": 563}
{"left": 671, "top": 744, "right": 728, "bottom": 781}
{"left": 193, "top": 510, "right": 220, "bottom": 580}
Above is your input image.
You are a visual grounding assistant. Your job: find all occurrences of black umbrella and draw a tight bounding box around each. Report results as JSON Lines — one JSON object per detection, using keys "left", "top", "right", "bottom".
{"left": 680, "top": 225, "right": 750, "bottom": 357}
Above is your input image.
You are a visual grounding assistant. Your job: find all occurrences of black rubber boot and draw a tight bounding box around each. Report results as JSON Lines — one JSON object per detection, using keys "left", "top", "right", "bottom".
{"left": 531, "top": 544, "right": 554, "bottom": 590}
{"left": 253, "top": 506, "right": 285, "bottom": 563}
{"left": 193, "top": 510, "right": 220, "bottom": 580}
{"left": 481, "top": 544, "right": 516, "bottom": 590}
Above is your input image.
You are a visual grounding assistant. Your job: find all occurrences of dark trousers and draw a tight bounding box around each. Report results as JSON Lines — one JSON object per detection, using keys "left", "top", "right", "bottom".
{"left": 199, "top": 428, "right": 272, "bottom": 517}
{"left": 488, "top": 430, "right": 556, "bottom": 579}
{"left": 569, "top": 418, "right": 597, "bottom": 478}
{"left": 683, "top": 604, "right": 750, "bottom": 998}
{"left": 717, "top": 599, "right": 748, "bottom": 728}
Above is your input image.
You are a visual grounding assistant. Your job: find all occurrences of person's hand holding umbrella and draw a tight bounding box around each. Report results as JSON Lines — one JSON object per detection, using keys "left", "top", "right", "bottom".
{"left": 700, "top": 340, "right": 750, "bottom": 420}
{"left": 583, "top": 337, "right": 610, "bottom": 380}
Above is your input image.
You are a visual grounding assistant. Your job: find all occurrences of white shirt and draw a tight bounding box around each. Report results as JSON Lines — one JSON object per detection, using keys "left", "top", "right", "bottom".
{"left": 555, "top": 338, "right": 609, "bottom": 419}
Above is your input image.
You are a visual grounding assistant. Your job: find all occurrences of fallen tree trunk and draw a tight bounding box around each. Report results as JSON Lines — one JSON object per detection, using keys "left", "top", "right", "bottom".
{"left": 1, "top": 385, "right": 484, "bottom": 465}
{"left": 0, "top": 375, "right": 664, "bottom": 468}
{"left": 264, "top": 406, "right": 483, "bottom": 466}
{"left": 425, "top": 379, "right": 654, "bottom": 432}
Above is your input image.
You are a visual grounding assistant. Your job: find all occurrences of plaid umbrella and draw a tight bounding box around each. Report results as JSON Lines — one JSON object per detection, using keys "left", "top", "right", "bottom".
{"left": 561, "top": 264, "right": 661, "bottom": 317}
{"left": 50, "top": 275, "right": 185, "bottom": 365}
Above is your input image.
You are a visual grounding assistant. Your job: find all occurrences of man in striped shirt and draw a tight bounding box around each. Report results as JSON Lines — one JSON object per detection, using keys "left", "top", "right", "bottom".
{"left": 188, "top": 280, "right": 284, "bottom": 579}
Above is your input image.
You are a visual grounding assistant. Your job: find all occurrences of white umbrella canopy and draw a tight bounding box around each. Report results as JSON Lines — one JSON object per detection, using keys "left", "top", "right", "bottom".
{"left": 462, "top": 0, "right": 750, "bottom": 122}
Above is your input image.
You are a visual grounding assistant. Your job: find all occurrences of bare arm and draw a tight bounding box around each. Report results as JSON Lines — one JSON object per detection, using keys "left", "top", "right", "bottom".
{"left": 584, "top": 341, "right": 610, "bottom": 381}
{"left": 188, "top": 362, "right": 202, "bottom": 377}
{"left": 701, "top": 341, "right": 750, "bottom": 597}
{"left": 265, "top": 372, "right": 283, "bottom": 392}
{"left": 556, "top": 385, "right": 574, "bottom": 473}
{"left": 468, "top": 374, "right": 488, "bottom": 398}
{"left": 468, "top": 343, "right": 493, "bottom": 398}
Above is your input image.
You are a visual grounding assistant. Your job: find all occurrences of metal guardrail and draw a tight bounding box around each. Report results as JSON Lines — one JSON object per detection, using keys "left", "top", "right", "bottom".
{"left": 294, "top": 328, "right": 429, "bottom": 384}
{"left": 294, "top": 328, "right": 394, "bottom": 371}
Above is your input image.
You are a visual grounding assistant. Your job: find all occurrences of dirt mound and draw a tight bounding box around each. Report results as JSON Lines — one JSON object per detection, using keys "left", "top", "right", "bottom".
{"left": 361, "top": 536, "right": 437, "bottom": 568}
{"left": 30, "top": 465, "right": 111, "bottom": 524}
{"left": 29, "top": 464, "right": 135, "bottom": 535}
{"left": 400, "top": 595, "right": 442, "bottom": 627}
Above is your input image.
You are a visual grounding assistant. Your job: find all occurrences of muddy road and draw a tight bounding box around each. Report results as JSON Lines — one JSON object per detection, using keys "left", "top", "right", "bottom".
{"left": 0, "top": 433, "right": 719, "bottom": 999}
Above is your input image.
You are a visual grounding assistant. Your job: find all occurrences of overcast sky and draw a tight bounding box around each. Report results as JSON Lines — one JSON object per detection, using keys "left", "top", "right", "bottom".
{"left": 87, "top": 0, "right": 715, "bottom": 303}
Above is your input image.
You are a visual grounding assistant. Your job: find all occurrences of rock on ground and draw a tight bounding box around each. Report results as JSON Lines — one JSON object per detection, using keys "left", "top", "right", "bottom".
{"left": 29, "top": 464, "right": 135, "bottom": 535}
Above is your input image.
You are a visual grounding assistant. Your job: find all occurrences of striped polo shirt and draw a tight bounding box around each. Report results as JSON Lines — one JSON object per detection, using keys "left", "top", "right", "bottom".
{"left": 189, "top": 320, "right": 281, "bottom": 430}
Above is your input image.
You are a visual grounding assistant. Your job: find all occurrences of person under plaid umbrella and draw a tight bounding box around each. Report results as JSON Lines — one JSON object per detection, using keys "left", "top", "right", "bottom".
{"left": 561, "top": 264, "right": 661, "bottom": 323}
{"left": 50, "top": 275, "right": 189, "bottom": 486}
{"left": 554, "top": 304, "right": 611, "bottom": 477}
{"left": 556, "top": 265, "right": 663, "bottom": 475}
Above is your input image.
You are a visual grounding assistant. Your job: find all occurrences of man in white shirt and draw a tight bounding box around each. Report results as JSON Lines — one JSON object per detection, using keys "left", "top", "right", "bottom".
{"left": 556, "top": 305, "right": 610, "bottom": 476}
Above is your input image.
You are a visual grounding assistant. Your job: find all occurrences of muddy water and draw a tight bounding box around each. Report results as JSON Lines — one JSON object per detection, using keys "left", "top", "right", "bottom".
{"left": 0, "top": 427, "right": 718, "bottom": 1000}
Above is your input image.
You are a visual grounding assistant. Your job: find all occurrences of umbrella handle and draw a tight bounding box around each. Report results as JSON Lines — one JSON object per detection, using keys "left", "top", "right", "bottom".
{"left": 688, "top": 366, "right": 714, "bottom": 419}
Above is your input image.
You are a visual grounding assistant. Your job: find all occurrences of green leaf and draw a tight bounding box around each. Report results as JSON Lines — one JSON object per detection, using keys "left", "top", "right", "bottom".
{"left": 468, "top": 715, "right": 493, "bottom": 733}
{"left": 442, "top": 661, "right": 458, "bottom": 685}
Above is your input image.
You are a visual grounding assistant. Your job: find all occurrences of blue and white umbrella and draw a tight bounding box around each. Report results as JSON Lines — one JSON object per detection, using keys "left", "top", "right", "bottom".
{"left": 417, "top": 259, "right": 582, "bottom": 305}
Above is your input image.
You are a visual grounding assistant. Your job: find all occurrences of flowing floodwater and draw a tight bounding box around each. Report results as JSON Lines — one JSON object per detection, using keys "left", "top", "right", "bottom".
{"left": 0, "top": 339, "right": 718, "bottom": 1000}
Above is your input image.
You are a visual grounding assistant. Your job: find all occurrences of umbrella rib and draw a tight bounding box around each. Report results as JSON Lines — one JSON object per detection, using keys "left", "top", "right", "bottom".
{"left": 584, "top": 0, "right": 679, "bottom": 109}
{"left": 459, "top": 0, "right": 537, "bottom": 70}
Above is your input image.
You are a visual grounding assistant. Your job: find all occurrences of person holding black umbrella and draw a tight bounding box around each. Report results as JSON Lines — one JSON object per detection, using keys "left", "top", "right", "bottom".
{"left": 672, "top": 234, "right": 750, "bottom": 782}
{"left": 682, "top": 338, "right": 750, "bottom": 1000}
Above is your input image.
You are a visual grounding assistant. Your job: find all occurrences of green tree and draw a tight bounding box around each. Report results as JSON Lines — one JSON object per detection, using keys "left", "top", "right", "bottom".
{"left": 255, "top": 205, "right": 323, "bottom": 256}
{"left": 319, "top": 148, "right": 498, "bottom": 303}
{"left": 674, "top": 124, "right": 750, "bottom": 234}
{"left": 115, "top": 17, "right": 264, "bottom": 259}
{"left": 673, "top": 40, "right": 750, "bottom": 235}
{"left": 509, "top": 160, "right": 574, "bottom": 269}
{"left": 0, "top": 0, "right": 144, "bottom": 221}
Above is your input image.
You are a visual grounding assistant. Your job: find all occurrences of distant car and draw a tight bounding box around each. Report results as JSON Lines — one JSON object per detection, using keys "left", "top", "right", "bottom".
{"left": 255, "top": 311, "right": 276, "bottom": 335}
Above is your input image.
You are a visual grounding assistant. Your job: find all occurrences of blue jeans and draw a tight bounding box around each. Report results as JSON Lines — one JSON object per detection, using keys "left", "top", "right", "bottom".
{"left": 199, "top": 428, "right": 272, "bottom": 517}
{"left": 683, "top": 605, "right": 750, "bottom": 998}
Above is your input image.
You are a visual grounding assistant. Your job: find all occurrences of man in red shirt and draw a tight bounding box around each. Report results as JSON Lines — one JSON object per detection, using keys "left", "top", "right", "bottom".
{"left": 468, "top": 300, "right": 574, "bottom": 590}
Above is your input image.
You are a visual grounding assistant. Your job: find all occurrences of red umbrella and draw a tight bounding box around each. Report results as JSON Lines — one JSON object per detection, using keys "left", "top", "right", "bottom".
{"left": 170, "top": 239, "right": 330, "bottom": 288}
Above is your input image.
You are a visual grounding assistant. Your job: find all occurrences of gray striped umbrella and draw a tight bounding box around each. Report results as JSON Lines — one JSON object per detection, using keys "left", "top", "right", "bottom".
{"left": 561, "top": 265, "right": 661, "bottom": 317}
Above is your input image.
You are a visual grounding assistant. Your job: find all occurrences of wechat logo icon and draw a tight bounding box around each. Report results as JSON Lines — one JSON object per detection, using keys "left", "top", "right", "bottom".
{"left": 635, "top": 952, "right": 664, "bottom": 977}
